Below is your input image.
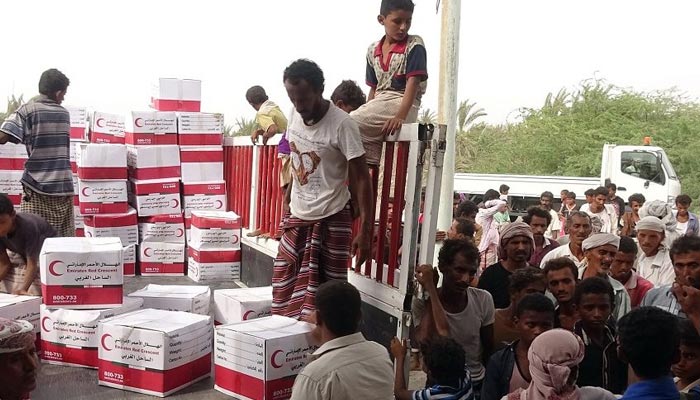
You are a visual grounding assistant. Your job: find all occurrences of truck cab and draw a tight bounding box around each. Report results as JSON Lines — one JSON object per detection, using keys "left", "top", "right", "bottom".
{"left": 601, "top": 144, "right": 681, "bottom": 204}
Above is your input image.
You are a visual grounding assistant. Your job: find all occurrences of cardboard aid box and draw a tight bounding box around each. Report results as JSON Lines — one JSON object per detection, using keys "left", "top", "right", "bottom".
{"left": 83, "top": 207, "right": 138, "bottom": 246}
{"left": 179, "top": 146, "right": 224, "bottom": 183}
{"left": 0, "top": 294, "right": 41, "bottom": 340}
{"left": 187, "top": 248, "right": 241, "bottom": 283}
{"left": 91, "top": 112, "right": 125, "bottom": 144}
{"left": 98, "top": 308, "right": 212, "bottom": 397}
{"left": 182, "top": 181, "right": 227, "bottom": 215}
{"left": 189, "top": 210, "right": 241, "bottom": 250}
{"left": 138, "top": 214, "right": 185, "bottom": 243}
{"left": 0, "top": 142, "right": 28, "bottom": 170}
{"left": 40, "top": 237, "right": 124, "bottom": 309}
{"left": 213, "top": 287, "right": 272, "bottom": 325}
{"left": 78, "top": 179, "right": 128, "bottom": 215}
{"left": 128, "top": 284, "right": 210, "bottom": 315}
{"left": 39, "top": 297, "right": 143, "bottom": 368}
{"left": 0, "top": 170, "right": 23, "bottom": 205}
{"left": 126, "top": 145, "right": 180, "bottom": 180}
{"left": 214, "top": 316, "right": 317, "bottom": 400}
{"left": 76, "top": 143, "right": 127, "bottom": 180}
{"left": 128, "top": 179, "right": 181, "bottom": 217}
{"left": 123, "top": 244, "right": 137, "bottom": 277}
{"left": 66, "top": 106, "right": 88, "bottom": 141}
{"left": 139, "top": 242, "right": 185, "bottom": 276}
{"left": 177, "top": 112, "right": 223, "bottom": 146}
{"left": 151, "top": 78, "right": 201, "bottom": 112}
{"left": 125, "top": 111, "right": 178, "bottom": 146}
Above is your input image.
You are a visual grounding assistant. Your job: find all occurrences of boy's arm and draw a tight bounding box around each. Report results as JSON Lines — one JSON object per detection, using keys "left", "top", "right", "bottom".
{"left": 15, "top": 256, "right": 38, "bottom": 295}
{"left": 367, "top": 87, "right": 376, "bottom": 102}
{"left": 0, "top": 248, "right": 11, "bottom": 281}
{"left": 480, "top": 324, "right": 495, "bottom": 362}
{"left": 390, "top": 338, "right": 414, "bottom": 400}
{"left": 381, "top": 77, "right": 421, "bottom": 135}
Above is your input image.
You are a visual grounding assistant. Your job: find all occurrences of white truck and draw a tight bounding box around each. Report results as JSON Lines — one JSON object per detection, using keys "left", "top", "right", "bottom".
{"left": 453, "top": 143, "right": 681, "bottom": 214}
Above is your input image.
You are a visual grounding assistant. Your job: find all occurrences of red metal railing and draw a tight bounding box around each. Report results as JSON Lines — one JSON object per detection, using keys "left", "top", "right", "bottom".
{"left": 224, "top": 143, "right": 253, "bottom": 229}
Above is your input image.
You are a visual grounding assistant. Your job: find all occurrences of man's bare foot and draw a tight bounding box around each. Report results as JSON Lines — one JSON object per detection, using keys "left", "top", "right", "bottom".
{"left": 259, "top": 232, "right": 271, "bottom": 239}
{"left": 247, "top": 229, "right": 264, "bottom": 237}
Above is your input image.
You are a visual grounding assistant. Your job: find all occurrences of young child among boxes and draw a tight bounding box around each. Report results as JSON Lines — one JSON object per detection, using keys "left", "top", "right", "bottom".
{"left": 0, "top": 194, "right": 56, "bottom": 295}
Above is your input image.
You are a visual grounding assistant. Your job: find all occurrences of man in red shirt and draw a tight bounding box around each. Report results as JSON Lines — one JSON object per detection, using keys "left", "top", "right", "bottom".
{"left": 610, "top": 236, "right": 653, "bottom": 308}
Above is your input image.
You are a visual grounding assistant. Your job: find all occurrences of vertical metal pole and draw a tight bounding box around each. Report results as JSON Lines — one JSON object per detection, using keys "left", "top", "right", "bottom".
{"left": 436, "top": 0, "right": 461, "bottom": 235}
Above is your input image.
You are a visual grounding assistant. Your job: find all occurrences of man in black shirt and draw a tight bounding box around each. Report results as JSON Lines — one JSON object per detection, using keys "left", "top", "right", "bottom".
{"left": 478, "top": 222, "right": 534, "bottom": 308}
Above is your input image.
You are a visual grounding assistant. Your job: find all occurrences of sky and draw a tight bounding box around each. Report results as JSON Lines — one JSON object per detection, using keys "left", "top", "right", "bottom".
{"left": 2, "top": 0, "right": 700, "bottom": 125}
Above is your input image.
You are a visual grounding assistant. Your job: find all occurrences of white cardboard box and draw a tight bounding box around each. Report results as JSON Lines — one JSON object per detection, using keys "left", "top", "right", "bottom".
{"left": 128, "top": 178, "right": 181, "bottom": 217}
{"left": 125, "top": 111, "right": 178, "bottom": 146}
{"left": 189, "top": 210, "right": 241, "bottom": 250}
{"left": 187, "top": 248, "right": 241, "bottom": 283}
{"left": 76, "top": 143, "right": 127, "bottom": 180}
{"left": 138, "top": 214, "right": 185, "bottom": 244}
{"left": 91, "top": 112, "right": 125, "bottom": 144}
{"left": 123, "top": 244, "right": 136, "bottom": 277}
{"left": 151, "top": 78, "right": 201, "bottom": 112}
{"left": 179, "top": 146, "right": 224, "bottom": 183}
{"left": 39, "top": 297, "right": 143, "bottom": 368}
{"left": 177, "top": 112, "right": 223, "bottom": 146}
{"left": 0, "top": 293, "right": 41, "bottom": 335}
{"left": 126, "top": 145, "right": 181, "bottom": 180}
{"left": 40, "top": 237, "right": 124, "bottom": 309}
{"left": 0, "top": 143, "right": 27, "bottom": 170}
{"left": 66, "top": 106, "right": 88, "bottom": 142}
{"left": 98, "top": 308, "right": 212, "bottom": 397}
{"left": 214, "top": 316, "right": 317, "bottom": 400}
{"left": 128, "top": 284, "right": 210, "bottom": 315}
{"left": 78, "top": 179, "right": 128, "bottom": 215}
{"left": 0, "top": 170, "right": 23, "bottom": 205}
{"left": 213, "top": 287, "right": 272, "bottom": 325}
{"left": 73, "top": 195, "right": 84, "bottom": 230}
{"left": 182, "top": 181, "right": 227, "bottom": 216}
{"left": 138, "top": 242, "right": 185, "bottom": 276}
{"left": 83, "top": 207, "right": 138, "bottom": 246}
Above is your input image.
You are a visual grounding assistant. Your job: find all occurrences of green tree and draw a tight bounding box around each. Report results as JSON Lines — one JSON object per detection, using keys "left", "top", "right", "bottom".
{"left": 0, "top": 95, "right": 24, "bottom": 120}
{"left": 418, "top": 108, "right": 436, "bottom": 125}
{"left": 226, "top": 117, "right": 257, "bottom": 137}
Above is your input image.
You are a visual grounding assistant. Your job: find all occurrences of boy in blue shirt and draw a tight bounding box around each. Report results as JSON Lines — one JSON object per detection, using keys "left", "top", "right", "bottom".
{"left": 351, "top": 0, "right": 428, "bottom": 166}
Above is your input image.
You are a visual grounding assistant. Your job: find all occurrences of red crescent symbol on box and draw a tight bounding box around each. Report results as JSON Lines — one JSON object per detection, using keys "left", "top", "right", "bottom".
{"left": 86, "top": 231, "right": 93, "bottom": 237}
{"left": 271, "top": 350, "right": 284, "bottom": 368}
{"left": 214, "top": 200, "right": 223, "bottom": 209}
{"left": 96, "top": 118, "right": 106, "bottom": 128}
{"left": 232, "top": 235, "right": 239, "bottom": 245}
{"left": 101, "top": 334, "right": 113, "bottom": 351}
{"left": 170, "top": 199, "right": 180, "bottom": 208}
{"left": 143, "top": 247, "right": 153, "bottom": 257}
{"left": 243, "top": 310, "right": 256, "bottom": 320}
{"left": 48, "top": 260, "right": 64, "bottom": 276}
{"left": 41, "top": 316, "right": 52, "bottom": 332}
{"left": 81, "top": 187, "right": 91, "bottom": 197}
{"left": 175, "top": 228, "right": 184, "bottom": 237}
{"left": 134, "top": 118, "right": 144, "bottom": 128}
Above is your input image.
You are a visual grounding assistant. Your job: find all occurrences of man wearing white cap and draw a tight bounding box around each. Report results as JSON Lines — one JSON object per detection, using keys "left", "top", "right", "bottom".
{"left": 636, "top": 216, "right": 674, "bottom": 287}
{"left": 580, "top": 233, "right": 632, "bottom": 321}
{"left": 0, "top": 317, "right": 39, "bottom": 400}
{"left": 540, "top": 211, "right": 593, "bottom": 276}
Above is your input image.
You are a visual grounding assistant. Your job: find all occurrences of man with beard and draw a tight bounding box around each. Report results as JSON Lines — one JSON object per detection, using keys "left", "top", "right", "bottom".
{"left": 540, "top": 211, "right": 593, "bottom": 277}
{"left": 478, "top": 222, "right": 534, "bottom": 309}
{"left": 543, "top": 257, "right": 579, "bottom": 330}
{"left": 0, "top": 317, "right": 39, "bottom": 400}
{"left": 523, "top": 206, "right": 559, "bottom": 266}
{"left": 539, "top": 191, "right": 561, "bottom": 240}
{"left": 636, "top": 216, "right": 674, "bottom": 287}
{"left": 580, "top": 233, "right": 632, "bottom": 321}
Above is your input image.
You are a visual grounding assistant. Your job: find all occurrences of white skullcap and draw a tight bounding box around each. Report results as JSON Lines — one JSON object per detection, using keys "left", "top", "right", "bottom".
{"left": 582, "top": 233, "right": 620, "bottom": 251}
{"left": 635, "top": 216, "right": 665, "bottom": 233}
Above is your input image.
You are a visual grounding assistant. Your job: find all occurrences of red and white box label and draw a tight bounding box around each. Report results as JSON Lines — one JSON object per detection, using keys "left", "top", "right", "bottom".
{"left": 214, "top": 316, "right": 317, "bottom": 400}
{"left": 78, "top": 180, "right": 128, "bottom": 215}
{"left": 122, "top": 244, "right": 136, "bottom": 277}
{"left": 138, "top": 214, "right": 185, "bottom": 244}
{"left": 126, "top": 145, "right": 180, "bottom": 180}
{"left": 125, "top": 111, "right": 178, "bottom": 146}
{"left": 66, "top": 106, "right": 88, "bottom": 142}
{"left": 0, "top": 170, "right": 23, "bottom": 205}
{"left": 84, "top": 208, "right": 138, "bottom": 246}
{"left": 189, "top": 210, "right": 241, "bottom": 250}
{"left": 128, "top": 179, "right": 181, "bottom": 217}
{"left": 177, "top": 112, "right": 223, "bottom": 146}
{"left": 151, "top": 78, "right": 201, "bottom": 112}
{"left": 187, "top": 248, "right": 241, "bottom": 283}
{"left": 138, "top": 242, "right": 185, "bottom": 276}
{"left": 213, "top": 287, "right": 272, "bottom": 325}
{"left": 0, "top": 293, "right": 41, "bottom": 335}
{"left": 98, "top": 308, "right": 212, "bottom": 397}
{"left": 40, "top": 237, "right": 124, "bottom": 309}
{"left": 76, "top": 143, "right": 127, "bottom": 180}
{"left": 128, "top": 284, "right": 210, "bottom": 315}
{"left": 179, "top": 146, "right": 224, "bottom": 183}
{"left": 0, "top": 143, "right": 28, "bottom": 170}
{"left": 39, "top": 297, "right": 143, "bottom": 368}
{"left": 182, "top": 181, "right": 227, "bottom": 216}
{"left": 91, "top": 112, "right": 125, "bottom": 144}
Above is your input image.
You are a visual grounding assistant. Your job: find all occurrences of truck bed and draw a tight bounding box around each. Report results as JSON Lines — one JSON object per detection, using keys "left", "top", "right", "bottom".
{"left": 454, "top": 173, "right": 600, "bottom": 199}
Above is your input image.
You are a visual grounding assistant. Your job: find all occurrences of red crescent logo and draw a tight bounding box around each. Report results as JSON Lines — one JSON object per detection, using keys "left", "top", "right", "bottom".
{"left": 96, "top": 118, "right": 106, "bottom": 128}
{"left": 134, "top": 117, "right": 144, "bottom": 128}
{"left": 231, "top": 235, "right": 239, "bottom": 245}
{"left": 270, "top": 350, "right": 284, "bottom": 368}
{"left": 81, "top": 187, "right": 91, "bottom": 197}
{"left": 143, "top": 247, "right": 153, "bottom": 257}
{"left": 86, "top": 231, "right": 93, "bottom": 237}
{"left": 48, "top": 260, "right": 64, "bottom": 276}
{"left": 170, "top": 198, "right": 180, "bottom": 208}
{"left": 243, "top": 310, "right": 256, "bottom": 320}
{"left": 41, "top": 316, "right": 52, "bottom": 332}
{"left": 175, "top": 228, "right": 184, "bottom": 237}
{"left": 101, "top": 333, "right": 113, "bottom": 351}
{"left": 214, "top": 200, "right": 223, "bottom": 209}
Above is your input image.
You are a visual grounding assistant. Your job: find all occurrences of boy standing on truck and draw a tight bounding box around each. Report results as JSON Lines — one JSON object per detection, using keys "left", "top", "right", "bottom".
{"left": 351, "top": 0, "right": 428, "bottom": 167}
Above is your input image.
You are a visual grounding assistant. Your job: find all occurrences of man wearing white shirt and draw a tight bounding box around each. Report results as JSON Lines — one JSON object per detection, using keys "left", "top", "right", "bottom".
{"left": 539, "top": 191, "right": 561, "bottom": 240}
{"left": 636, "top": 216, "right": 675, "bottom": 287}
{"left": 540, "top": 212, "right": 593, "bottom": 277}
{"left": 584, "top": 187, "right": 618, "bottom": 235}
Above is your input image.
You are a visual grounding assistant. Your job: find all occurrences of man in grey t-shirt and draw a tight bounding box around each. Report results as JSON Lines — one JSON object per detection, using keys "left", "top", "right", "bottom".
{"left": 0, "top": 194, "right": 56, "bottom": 295}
